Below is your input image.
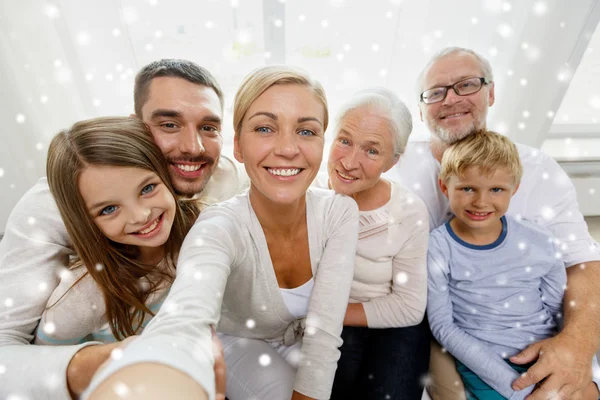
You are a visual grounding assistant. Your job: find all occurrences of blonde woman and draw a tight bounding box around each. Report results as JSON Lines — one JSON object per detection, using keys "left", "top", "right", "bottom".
{"left": 84, "top": 66, "right": 359, "bottom": 400}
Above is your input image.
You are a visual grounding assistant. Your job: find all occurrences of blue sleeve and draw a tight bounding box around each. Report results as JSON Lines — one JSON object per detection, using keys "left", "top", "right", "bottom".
{"left": 540, "top": 243, "right": 567, "bottom": 324}
{"left": 427, "top": 233, "right": 534, "bottom": 400}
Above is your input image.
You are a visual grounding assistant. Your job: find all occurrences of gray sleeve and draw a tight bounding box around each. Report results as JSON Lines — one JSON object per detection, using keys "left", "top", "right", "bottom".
{"left": 427, "top": 233, "right": 533, "bottom": 400}
{"left": 0, "top": 180, "right": 87, "bottom": 399}
{"left": 83, "top": 210, "right": 240, "bottom": 400}
{"left": 294, "top": 195, "right": 359, "bottom": 399}
{"left": 540, "top": 243, "right": 567, "bottom": 321}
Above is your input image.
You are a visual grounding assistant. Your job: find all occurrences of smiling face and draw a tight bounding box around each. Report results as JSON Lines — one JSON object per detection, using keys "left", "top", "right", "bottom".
{"left": 78, "top": 165, "right": 176, "bottom": 257}
{"left": 327, "top": 106, "right": 397, "bottom": 199}
{"left": 419, "top": 52, "right": 495, "bottom": 144}
{"left": 140, "top": 77, "right": 223, "bottom": 197}
{"left": 234, "top": 84, "right": 325, "bottom": 206}
{"left": 440, "top": 166, "right": 518, "bottom": 236}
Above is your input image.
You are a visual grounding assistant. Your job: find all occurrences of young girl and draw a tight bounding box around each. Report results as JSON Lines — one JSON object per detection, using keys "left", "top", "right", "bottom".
{"left": 39, "top": 117, "right": 201, "bottom": 397}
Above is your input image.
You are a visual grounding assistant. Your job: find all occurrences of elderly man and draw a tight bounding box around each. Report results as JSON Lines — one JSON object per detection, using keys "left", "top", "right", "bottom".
{"left": 0, "top": 59, "right": 245, "bottom": 399}
{"left": 386, "top": 47, "right": 600, "bottom": 400}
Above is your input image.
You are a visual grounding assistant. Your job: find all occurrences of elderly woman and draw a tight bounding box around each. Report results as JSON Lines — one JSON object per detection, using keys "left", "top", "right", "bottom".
{"left": 83, "top": 66, "right": 359, "bottom": 400}
{"left": 316, "top": 87, "right": 430, "bottom": 399}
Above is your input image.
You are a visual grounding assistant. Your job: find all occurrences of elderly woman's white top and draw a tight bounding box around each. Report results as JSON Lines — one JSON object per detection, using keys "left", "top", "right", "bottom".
{"left": 351, "top": 181, "right": 429, "bottom": 328}
{"left": 315, "top": 174, "right": 429, "bottom": 328}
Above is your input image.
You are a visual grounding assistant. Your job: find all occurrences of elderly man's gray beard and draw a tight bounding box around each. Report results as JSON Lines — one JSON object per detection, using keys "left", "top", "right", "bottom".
{"left": 434, "top": 121, "right": 478, "bottom": 144}
{"left": 428, "top": 113, "right": 488, "bottom": 145}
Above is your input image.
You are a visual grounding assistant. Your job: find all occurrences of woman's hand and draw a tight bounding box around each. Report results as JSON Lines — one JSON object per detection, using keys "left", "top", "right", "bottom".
{"left": 67, "top": 336, "right": 138, "bottom": 398}
{"left": 86, "top": 363, "right": 209, "bottom": 400}
{"left": 343, "top": 303, "right": 368, "bottom": 327}
{"left": 67, "top": 341, "right": 125, "bottom": 398}
{"left": 211, "top": 327, "right": 227, "bottom": 400}
{"left": 291, "top": 390, "right": 315, "bottom": 400}
{"left": 71, "top": 330, "right": 225, "bottom": 399}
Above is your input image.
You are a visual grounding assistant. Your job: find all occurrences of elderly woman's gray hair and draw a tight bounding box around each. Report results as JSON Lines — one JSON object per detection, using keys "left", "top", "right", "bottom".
{"left": 335, "top": 87, "right": 412, "bottom": 158}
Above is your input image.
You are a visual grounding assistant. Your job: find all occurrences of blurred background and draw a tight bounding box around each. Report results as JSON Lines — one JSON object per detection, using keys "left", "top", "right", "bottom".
{"left": 0, "top": 0, "right": 599, "bottom": 232}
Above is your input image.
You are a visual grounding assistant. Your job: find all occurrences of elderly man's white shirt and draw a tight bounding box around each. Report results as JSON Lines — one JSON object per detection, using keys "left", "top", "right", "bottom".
{"left": 383, "top": 140, "right": 600, "bottom": 267}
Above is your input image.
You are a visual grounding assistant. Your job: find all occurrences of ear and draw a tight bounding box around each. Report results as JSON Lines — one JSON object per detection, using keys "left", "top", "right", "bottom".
{"left": 512, "top": 181, "right": 520, "bottom": 196}
{"left": 488, "top": 82, "right": 495, "bottom": 107}
{"left": 233, "top": 135, "right": 244, "bottom": 164}
{"left": 384, "top": 153, "right": 401, "bottom": 173}
{"left": 438, "top": 177, "right": 449, "bottom": 198}
{"left": 419, "top": 106, "right": 424, "bottom": 122}
{"left": 129, "top": 113, "right": 138, "bottom": 119}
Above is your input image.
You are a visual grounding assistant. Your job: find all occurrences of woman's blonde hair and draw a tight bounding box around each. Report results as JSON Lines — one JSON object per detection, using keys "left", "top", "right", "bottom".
{"left": 233, "top": 65, "right": 328, "bottom": 137}
{"left": 47, "top": 117, "right": 200, "bottom": 339}
{"left": 439, "top": 130, "right": 523, "bottom": 184}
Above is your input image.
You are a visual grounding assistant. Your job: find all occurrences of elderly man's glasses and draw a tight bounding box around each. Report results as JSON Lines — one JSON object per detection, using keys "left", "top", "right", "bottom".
{"left": 420, "top": 77, "right": 489, "bottom": 104}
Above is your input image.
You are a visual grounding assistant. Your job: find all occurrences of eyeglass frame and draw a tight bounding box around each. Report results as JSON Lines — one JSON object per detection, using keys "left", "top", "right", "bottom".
{"left": 419, "top": 77, "right": 490, "bottom": 104}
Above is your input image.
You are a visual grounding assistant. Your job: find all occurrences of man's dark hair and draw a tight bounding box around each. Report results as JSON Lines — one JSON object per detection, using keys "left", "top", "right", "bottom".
{"left": 134, "top": 59, "right": 224, "bottom": 116}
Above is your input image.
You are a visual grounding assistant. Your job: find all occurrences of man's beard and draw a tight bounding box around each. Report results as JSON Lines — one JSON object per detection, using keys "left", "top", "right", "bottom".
{"left": 167, "top": 154, "right": 216, "bottom": 197}
{"left": 430, "top": 110, "right": 487, "bottom": 145}
{"left": 434, "top": 120, "right": 479, "bottom": 144}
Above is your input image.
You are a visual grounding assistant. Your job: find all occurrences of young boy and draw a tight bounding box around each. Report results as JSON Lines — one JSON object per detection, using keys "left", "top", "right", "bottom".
{"left": 427, "top": 130, "right": 600, "bottom": 400}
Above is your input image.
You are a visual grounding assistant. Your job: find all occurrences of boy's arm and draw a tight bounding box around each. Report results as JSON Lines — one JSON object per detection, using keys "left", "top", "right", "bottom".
{"left": 540, "top": 247, "right": 568, "bottom": 323}
{"left": 427, "top": 235, "right": 533, "bottom": 400}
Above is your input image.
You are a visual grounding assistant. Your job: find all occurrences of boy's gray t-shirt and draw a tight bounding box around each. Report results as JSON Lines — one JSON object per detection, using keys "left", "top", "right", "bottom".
{"left": 427, "top": 215, "right": 567, "bottom": 399}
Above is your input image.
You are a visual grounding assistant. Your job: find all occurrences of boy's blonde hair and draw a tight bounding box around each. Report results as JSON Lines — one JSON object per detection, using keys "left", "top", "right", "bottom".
{"left": 439, "top": 130, "right": 523, "bottom": 183}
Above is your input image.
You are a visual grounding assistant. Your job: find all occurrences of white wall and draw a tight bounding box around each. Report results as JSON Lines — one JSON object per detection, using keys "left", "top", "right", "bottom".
{"left": 1, "top": 0, "right": 599, "bottom": 231}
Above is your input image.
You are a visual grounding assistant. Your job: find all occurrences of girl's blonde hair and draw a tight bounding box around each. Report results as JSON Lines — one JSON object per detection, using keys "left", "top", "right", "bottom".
{"left": 47, "top": 117, "right": 200, "bottom": 339}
